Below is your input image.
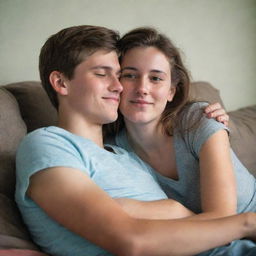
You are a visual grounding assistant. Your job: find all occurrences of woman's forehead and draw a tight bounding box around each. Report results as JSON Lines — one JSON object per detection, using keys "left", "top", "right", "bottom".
{"left": 121, "top": 46, "right": 171, "bottom": 73}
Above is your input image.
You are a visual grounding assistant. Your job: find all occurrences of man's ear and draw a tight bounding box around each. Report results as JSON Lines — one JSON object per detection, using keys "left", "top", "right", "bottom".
{"left": 167, "top": 86, "right": 176, "bottom": 102}
{"left": 49, "top": 71, "right": 68, "bottom": 95}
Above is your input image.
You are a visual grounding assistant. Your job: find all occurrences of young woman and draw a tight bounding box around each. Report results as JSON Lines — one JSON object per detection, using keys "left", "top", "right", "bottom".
{"left": 106, "top": 27, "right": 256, "bottom": 254}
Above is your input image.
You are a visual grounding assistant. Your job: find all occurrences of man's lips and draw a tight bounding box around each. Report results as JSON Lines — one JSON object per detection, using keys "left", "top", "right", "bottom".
{"left": 102, "top": 97, "right": 120, "bottom": 103}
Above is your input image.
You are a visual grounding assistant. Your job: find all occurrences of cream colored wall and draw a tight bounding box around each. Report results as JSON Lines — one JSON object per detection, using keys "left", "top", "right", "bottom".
{"left": 0, "top": 0, "right": 255, "bottom": 110}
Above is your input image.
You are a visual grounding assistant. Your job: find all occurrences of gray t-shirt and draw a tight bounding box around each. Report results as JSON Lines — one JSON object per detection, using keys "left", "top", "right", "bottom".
{"left": 115, "top": 102, "right": 256, "bottom": 214}
{"left": 15, "top": 126, "right": 167, "bottom": 256}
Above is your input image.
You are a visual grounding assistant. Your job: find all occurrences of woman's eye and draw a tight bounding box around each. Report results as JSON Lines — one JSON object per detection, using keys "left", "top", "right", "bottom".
{"left": 120, "top": 73, "right": 137, "bottom": 79}
{"left": 151, "top": 76, "right": 163, "bottom": 82}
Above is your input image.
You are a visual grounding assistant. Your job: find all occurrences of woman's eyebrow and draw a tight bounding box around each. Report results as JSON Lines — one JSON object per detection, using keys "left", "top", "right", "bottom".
{"left": 121, "top": 67, "right": 167, "bottom": 75}
{"left": 121, "top": 67, "right": 138, "bottom": 72}
{"left": 150, "top": 69, "right": 167, "bottom": 75}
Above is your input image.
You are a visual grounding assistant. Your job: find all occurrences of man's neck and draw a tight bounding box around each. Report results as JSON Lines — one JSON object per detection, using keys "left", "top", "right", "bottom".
{"left": 57, "top": 108, "right": 104, "bottom": 148}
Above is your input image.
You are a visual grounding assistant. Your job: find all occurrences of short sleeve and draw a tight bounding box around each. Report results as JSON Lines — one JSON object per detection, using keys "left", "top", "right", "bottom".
{"left": 16, "top": 128, "right": 86, "bottom": 203}
{"left": 182, "top": 102, "right": 229, "bottom": 157}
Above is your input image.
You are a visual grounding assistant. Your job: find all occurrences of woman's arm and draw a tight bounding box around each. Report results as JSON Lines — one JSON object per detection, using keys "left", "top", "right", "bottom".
{"left": 28, "top": 166, "right": 256, "bottom": 256}
{"left": 193, "top": 129, "right": 237, "bottom": 220}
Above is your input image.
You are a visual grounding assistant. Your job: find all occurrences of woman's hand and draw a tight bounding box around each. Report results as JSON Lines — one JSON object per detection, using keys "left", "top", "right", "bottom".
{"left": 204, "top": 102, "right": 229, "bottom": 126}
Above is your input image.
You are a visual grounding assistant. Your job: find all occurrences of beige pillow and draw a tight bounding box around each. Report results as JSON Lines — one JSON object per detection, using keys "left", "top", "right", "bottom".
{"left": 4, "top": 81, "right": 57, "bottom": 132}
{"left": 0, "top": 88, "right": 39, "bottom": 249}
{"left": 190, "top": 81, "right": 225, "bottom": 107}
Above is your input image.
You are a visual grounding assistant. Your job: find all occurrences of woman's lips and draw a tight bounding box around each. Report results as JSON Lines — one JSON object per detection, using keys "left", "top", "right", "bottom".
{"left": 130, "top": 99, "right": 152, "bottom": 105}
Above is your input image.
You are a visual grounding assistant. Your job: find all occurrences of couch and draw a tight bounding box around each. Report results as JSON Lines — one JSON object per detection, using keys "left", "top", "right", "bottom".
{"left": 0, "top": 81, "right": 255, "bottom": 255}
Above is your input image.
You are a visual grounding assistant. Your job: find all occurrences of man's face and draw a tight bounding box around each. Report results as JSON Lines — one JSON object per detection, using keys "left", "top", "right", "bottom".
{"left": 63, "top": 50, "right": 123, "bottom": 125}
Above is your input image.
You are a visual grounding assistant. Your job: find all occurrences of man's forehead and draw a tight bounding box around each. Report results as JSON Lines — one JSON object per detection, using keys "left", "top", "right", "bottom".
{"left": 89, "top": 49, "right": 118, "bottom": 59}
{"left": 76, "top": 50, "right": 120, "bottom": 72}
{"left": 84, "top": 50, "right": 120, "bottom": 69}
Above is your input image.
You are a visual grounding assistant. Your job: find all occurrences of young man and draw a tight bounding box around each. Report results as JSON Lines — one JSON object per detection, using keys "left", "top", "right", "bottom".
{"left": 15, "top": 25, "right": 256, "bottom": 256}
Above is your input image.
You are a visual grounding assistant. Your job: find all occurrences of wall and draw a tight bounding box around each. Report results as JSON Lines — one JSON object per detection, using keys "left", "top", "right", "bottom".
{"left": 0, "top": 0, "right": 255, "bottom": 110}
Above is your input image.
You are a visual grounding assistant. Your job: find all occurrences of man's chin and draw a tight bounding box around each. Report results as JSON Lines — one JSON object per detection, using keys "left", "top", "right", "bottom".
{"left": 102, "top": 114, "right": 118, "bottom": 124}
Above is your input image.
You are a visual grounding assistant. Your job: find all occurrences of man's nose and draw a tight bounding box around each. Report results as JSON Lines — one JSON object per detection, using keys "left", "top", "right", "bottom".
{"left": 110, "top": 76, "right": 123, "bottom": 93}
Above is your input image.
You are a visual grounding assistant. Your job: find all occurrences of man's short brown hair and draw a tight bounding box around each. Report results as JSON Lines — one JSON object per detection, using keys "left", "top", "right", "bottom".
{"left": 39, "top": 25, "right": 120, "bottom": 109}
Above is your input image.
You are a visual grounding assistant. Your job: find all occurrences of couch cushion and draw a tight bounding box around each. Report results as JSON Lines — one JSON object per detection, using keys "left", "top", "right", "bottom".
{"left": 4, "top": 81, "right": 57, "bottom": 132}
{"left": 190, "top": 81, "right": 225, "bottom": 107}
{"left": 0, "top": 249, "right": 48, "bottom": 256}
{"left": 229, "top": 105, "right": 256, "bottom": 175}
{"left": 0, "top": 88, "right": 40, "bottom": 249}
{"left": 0, "top": 88, "right": 27, "bottom": 198}
{"left": 0, "top": 195, "right": 39, "bottom": 250}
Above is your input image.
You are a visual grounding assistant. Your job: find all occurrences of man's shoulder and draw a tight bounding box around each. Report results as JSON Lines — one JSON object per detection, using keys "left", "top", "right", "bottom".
{"left": 17, "top": 126, "right": 72, "bottom": 155}
{"left": 21, "top": 126, "right": 71, "bottom": 144}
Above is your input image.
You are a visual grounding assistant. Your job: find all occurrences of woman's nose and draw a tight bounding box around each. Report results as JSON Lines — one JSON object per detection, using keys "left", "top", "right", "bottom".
{"left": 136, "top": 77, "right": 149, "bottom": 95}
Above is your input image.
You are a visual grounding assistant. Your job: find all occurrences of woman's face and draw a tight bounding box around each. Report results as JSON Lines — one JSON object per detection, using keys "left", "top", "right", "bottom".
{"left": 119, "top": 46, "right": 175, "bottom": 127}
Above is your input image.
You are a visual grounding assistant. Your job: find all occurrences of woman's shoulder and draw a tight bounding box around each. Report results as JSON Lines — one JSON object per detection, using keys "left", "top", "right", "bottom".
{"left": 175, "top": 101, "right": 229, "bottom": 156}
{"left": 174, "top": 101, "right": 209, "bottom": 133}
{"left": 181, "top": 101, "right": 209, "bottom": 118}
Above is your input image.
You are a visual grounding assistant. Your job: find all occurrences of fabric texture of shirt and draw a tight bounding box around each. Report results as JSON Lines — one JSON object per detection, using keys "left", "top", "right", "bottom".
{"left": 115, "top": 102, "right": 256, "bottom": 214}
{"left": 15, "top": 126, "right": 167, "bottom": 256}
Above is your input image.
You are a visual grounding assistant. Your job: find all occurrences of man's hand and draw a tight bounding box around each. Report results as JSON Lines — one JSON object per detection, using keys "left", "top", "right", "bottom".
{"left": 204, "top": 102, "right": 229, "bottom": 126}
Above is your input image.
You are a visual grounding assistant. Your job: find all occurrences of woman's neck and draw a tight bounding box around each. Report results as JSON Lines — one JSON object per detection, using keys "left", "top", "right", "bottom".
{"left": 125, "top": 121, "right": 169, "bottom": 156}
{"left": 125, "top": 120, "right": 177, "bottom": 179}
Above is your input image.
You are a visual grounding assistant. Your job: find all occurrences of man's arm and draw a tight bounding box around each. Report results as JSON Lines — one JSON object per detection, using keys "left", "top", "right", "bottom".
{"left": 28, "top": 166, "right": 256, "bottom": 256}
{"left": 28, "top": 167, "right": 133, "bottom": 255}
{"left": 115, "top": 198, "right": 194, "bottom": 219}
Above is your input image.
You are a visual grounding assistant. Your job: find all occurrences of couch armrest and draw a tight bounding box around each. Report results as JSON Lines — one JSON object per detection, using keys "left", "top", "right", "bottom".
{"left": 4, "top": 81, "right": 57, "bottom": 132}
{"left": 228, "top": 105, "right": 256, "bottom": 175}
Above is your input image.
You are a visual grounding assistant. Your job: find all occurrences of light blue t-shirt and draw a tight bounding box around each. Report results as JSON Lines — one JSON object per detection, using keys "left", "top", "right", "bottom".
{"left": 15, "top": 126, "right": 167, "bottom": 256}
{"left": 115, "top": 102, "right": 256, "bottom": 214}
